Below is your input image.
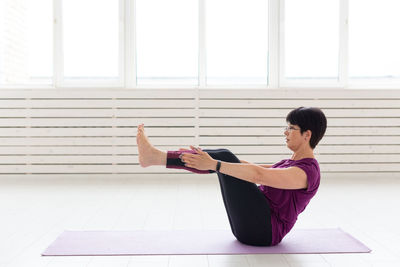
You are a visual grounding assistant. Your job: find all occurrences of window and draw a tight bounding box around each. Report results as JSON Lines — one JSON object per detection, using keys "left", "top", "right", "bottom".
{"left": 283, "top": 0, "right": 339, "bottom": 82}
{"left": 0, "top": 0, "right": 53, "bottom": 86}
{"left": 349, "top": 0, "right": 400, "bottom": 81}
{"left": 62, "top": 0, "right": 120, "bottom": 83}
{"left": 136, "top": 0, "right": 198, "bottom": 85}
{"left": 206, "top": 0, "right": 269, "bottom": 85}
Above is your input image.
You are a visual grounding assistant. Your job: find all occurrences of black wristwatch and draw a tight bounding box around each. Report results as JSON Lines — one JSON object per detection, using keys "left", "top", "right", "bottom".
{"left": 216, "top": 160, "right": 222, "bottom": 172}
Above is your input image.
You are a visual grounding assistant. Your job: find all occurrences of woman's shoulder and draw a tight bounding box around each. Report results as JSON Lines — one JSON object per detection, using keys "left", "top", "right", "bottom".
{"left": 271, "top": 159, "right": 291, "bottom": 168}
{"left": 291, "top": 158, "right": 320, "bottom": 169}
{"left": 289, "top": 157, "right": 317, "bottom": 162}
{"left": 272, "top": 158, "right": 319, "bottom": 169}
{"left": 287, "top": 157, "right": 318, "bottom": 165}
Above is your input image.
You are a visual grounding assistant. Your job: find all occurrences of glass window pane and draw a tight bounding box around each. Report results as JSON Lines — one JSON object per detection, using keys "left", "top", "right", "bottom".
{"left": 349, "top": 0, "right": 400, "bottom": 79}
{"left": 0, "top": 0, "right": 52, "bottom": 86}
{"left": 136, "top": 0, "right": 198, "bottom": 85}
{"left": 206, "top": 0, "right": 268, "bottom": 85}
{"left": 284, "top": 0, "right": 339, "bottom": 79}
{"left": 63, "top": 0, "right": 119, "bottom": 80}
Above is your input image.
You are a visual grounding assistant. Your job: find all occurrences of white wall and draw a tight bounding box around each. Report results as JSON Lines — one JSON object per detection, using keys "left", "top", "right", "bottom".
{"left": 0, "top": 88, "right": 399, "bottom": 178}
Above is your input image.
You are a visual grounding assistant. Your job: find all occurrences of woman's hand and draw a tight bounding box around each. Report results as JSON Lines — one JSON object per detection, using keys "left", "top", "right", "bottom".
{"left": 181, "top": 146, "right": 217, "bottom": 171}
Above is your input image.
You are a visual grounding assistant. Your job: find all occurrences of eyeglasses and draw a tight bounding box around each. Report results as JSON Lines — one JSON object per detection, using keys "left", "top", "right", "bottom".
{"left": 284, "top": 126, "right": 301, "bottom": 132}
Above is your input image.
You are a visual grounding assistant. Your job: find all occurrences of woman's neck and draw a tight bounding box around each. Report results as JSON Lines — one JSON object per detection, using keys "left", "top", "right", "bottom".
{"left": 291, "top": 146, "right": 314, "bottom": 161}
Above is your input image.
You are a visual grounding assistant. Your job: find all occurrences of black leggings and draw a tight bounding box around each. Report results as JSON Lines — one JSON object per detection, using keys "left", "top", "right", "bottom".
{"left": 168, "top": 148, "right": 272, "bottom": 246}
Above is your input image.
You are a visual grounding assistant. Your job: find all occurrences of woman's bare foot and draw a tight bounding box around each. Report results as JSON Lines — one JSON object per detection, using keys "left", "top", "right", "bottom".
{"left": 136, "top": 124, "right": 166, "bottom": 167}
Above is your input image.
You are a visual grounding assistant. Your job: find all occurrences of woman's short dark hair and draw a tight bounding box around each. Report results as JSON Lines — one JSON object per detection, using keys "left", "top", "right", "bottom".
{"left": 286, "top": 107, "right": 327, "bottom": 149}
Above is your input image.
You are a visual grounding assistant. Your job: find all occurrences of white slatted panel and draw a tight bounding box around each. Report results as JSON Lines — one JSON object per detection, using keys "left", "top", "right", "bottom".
{"left": 0, "top": 89, "right": 196, "bottom": 175}
{"left": 1, "top": 88, "right": 400, "bottom": 177}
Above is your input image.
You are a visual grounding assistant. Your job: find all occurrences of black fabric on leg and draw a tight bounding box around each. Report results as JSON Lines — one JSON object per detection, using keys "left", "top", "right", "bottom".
{"left": 204, "top": 149, "right": 272, "bottom": 246}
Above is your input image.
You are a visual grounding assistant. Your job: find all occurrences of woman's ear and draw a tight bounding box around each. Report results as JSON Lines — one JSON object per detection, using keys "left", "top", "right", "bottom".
{"left": 304, "top": 130, "right": 312, "bottom": 141}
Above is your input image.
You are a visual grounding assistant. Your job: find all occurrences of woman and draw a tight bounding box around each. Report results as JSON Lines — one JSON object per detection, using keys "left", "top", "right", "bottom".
{"left": 136, "top": 107, "right": 327, "bottom": 246}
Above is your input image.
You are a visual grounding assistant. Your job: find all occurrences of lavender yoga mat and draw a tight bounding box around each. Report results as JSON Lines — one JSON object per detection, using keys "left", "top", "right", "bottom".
{"left": 42, "top": 228, "right": 371, "bottom": 256}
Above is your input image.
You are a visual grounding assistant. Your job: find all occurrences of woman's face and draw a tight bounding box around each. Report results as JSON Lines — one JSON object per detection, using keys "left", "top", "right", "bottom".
{"left": 284, "top": 124, "right": 307, "bottom": 151}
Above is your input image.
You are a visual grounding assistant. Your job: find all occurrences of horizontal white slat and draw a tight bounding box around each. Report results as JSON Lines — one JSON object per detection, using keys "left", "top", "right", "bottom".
{"left": 199, "top": 99, "right": 400, "bottom": 108}
{"left": 316, "top": 145, "right": 400, "bottom": 154}
{"left": 0, "top": 89, "right": 196, "bottom": 98}
{"left": 199, "top": 118, "right": 400, "bottom": 127}
{"left": 199, "top": 136, "right": 291, "bottom": 145}
{"left": 0, "top": 127, "right": 195, "bottom": 137}
{"left": 0, "top": 155, "right": 137, "bottom": 164}
{"left": 320, "top": 153, "right": 400, "bottom": 163}
{"left": 318, "top": 136, "right": 400, "bottom": 145}
{"left": 0, "top": 145, "right": 185, "bottom": 155}
{"left": 199, "top": 108, "right": 400, "bottom": 118}
{"left": 0, "top": 99, "right": 195, "bottom": 108}
{"left": 0, "top": 118, "right": 195, "bottom": 127}
{"left": 0, "top": 165, "right": 181, "bottom": 173}
{"left": 199, "top": 127, "right": 400, "bottom": 136}
{"left": 0, "top": 109, "right": 113, "bottom": 118}
{"left": 0, "top": 144, "right": 398, "bottom": 156}
{"left": 320, "top": 163, "right": 400, "bottom": 172}
{"left": 0, "top": 108, "right": 196, "bottom": 118}
{"left": 200, "top": 136, "right": 400, "bottom": 145}
{"left": 199, "top": 89, "right": 400, "bottom": 99}
{"left": 114, "top": 109, "right": 196, "bottom": 117}
{"left": 1, "top": 172, "right": 398, "bottom": 179}
{"left": 199, "top": 145, "right": 400, "bottom": 154}
{"left": 2, "top": 126, "right": 397, "bottom": 137}
{"left": 236, "top": 154, "right": 400, "bottom": 164}
{"left": 2, "top": 153, "right": 398, "bottom": 164}
{"left": 1, "top": 117, "right": 397, "bottom": 127}
{"left": 0, "top": 137, "right": 196, "bottom": 146}
{"left": 2, "top": 108, "right": 398, "bottom": 119}
{"left": 2, "top": 88, "right": 400, "bottom": 99}
{"left": 0, "top": 163, "right": 399, "bottom": 174}
{"left": 0, "top": 173, "right": 199, "bottom": 179}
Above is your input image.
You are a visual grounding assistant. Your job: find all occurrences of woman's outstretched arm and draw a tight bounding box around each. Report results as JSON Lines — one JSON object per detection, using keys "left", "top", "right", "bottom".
{"left": 181, "top": 146, "right": 306, "bottom": 190}
{"left": 219, "top": 162, "right": 308, "bottom": 190}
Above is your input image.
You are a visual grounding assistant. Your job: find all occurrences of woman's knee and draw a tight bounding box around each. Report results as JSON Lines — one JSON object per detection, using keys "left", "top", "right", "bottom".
{"left": 216, "top": 148, "right": 240, "bottom": 163}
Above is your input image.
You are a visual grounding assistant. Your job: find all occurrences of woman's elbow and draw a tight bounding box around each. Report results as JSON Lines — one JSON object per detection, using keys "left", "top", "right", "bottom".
{"left": 253, "top": 166, "right": 266, "bottom": 185}
{"left": 253, "top": 167, "right": 280, "bottom": 187}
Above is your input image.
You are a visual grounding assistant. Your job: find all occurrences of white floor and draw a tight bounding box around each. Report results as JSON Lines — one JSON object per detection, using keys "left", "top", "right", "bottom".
{"left": 1, "top": 174, "right": 400, "bottom": 267}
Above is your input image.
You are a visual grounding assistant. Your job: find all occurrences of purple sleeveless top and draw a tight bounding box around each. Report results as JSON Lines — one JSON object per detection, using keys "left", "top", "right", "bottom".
{"left": 258, "top": 158, "right": 320, "bottom": 245}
